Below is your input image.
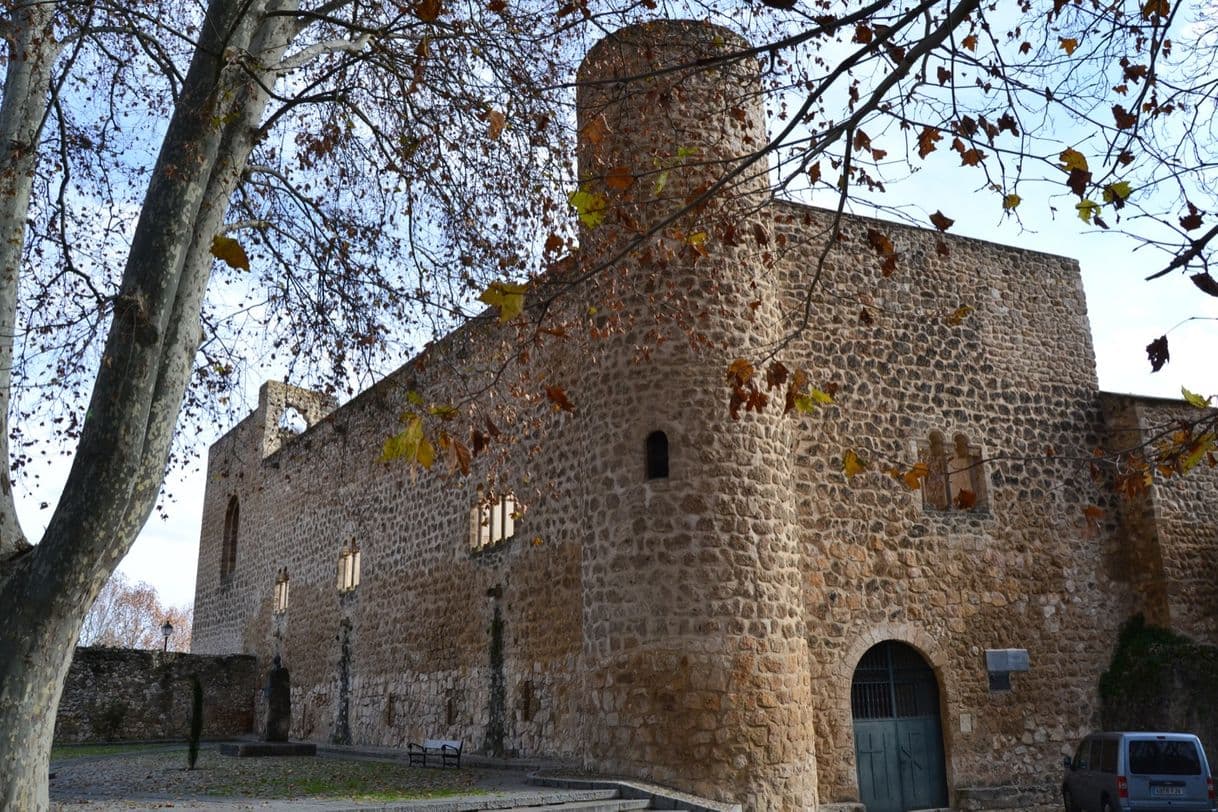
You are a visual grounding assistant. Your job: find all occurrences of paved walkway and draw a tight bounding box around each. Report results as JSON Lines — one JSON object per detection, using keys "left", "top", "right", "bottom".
{"left": 48, "top": 742, "right": 547, "bottom": 811}
{"left": 48, "top": 741, "right": 737, "bottom": 812}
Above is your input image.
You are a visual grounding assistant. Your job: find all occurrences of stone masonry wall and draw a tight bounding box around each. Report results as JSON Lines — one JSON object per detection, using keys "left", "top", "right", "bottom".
{"left": 572, "top": 22, "right": 817, "bottom": 809}
{"left": 770, "top": 205, "right": 1133, "bottom": 807}
{"left": 1102, "top": 394, "right": 1218, "bottom": 644}
{"left": 53, "top": 647, "right": 256, "bottom": 743}
{"left": 193, "top": 343, "right": 588, "bottom": 762}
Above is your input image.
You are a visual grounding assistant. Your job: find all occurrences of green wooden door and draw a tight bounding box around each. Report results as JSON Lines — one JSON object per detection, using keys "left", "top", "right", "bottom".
{"left": 852, "top": 642, "right": 948, "bottom": 812}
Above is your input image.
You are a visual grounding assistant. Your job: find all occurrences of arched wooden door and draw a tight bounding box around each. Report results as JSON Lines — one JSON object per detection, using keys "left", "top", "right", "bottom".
{"left": 852, "top": 641, "right": 948, "bottom": 812}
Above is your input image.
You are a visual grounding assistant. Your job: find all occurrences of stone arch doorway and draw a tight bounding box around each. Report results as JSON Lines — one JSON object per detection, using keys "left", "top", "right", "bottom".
{"left": 852, "top": 640, "right": 948, "bottom": 812}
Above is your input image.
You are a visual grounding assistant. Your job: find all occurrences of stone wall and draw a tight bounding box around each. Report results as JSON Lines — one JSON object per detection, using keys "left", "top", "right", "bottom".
{"left": 1102, "top": 394, "right": 1218, "bottom": 644}
{"left": 771, "top": 206, "right": 1130, "bottom": 807}
{"left": 193, "top": 359, "right": 589, "bottom": 764}
{"left": 53, "top": 647, "right": 257, "bottom": 743}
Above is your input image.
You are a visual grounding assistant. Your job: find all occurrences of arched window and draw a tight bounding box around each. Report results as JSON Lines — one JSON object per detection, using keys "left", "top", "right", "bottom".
{"left": 920, "top": 431, "right": 986, "bottom": 511}
{"left": 221, "top": 496, "right": 239, "bottom": 580}
{"left": 923, "top": 432, "right": 949, "bottom": 510}
{"left": 948, "top": 433, "right": 984, "bottom": 509}
{"left": 645, "top": 431, "right": 669, "bottom": 480}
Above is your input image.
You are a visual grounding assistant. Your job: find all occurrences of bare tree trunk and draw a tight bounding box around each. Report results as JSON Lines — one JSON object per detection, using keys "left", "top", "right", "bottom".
{"left": 0, "top": 0, "right": 299, "bottom": 805}
{"left": 0, "top": 1, "right": 60, "bottom": 562}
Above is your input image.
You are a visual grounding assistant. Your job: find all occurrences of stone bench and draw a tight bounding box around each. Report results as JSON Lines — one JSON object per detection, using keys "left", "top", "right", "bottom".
{"left": 407, "top": 738, "right": 462, "bottom": 768}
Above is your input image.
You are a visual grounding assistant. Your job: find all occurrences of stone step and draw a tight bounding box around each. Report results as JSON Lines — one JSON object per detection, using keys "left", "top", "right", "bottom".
{"left": 496, "top": 800, "right": 652, "bottom": 811}
{"left": 370, "top": 789, "right": 634, "bottom": 811}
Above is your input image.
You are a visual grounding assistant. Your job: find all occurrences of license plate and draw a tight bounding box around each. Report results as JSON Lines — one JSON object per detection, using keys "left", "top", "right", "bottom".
{"left": 1151, "top": 785, "right": 1184, "bottom": 797}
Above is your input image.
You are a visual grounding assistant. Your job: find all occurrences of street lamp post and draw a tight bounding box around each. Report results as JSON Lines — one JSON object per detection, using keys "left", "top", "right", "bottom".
{"left": 161, "top": 619, "right": 173, "bottom": 652}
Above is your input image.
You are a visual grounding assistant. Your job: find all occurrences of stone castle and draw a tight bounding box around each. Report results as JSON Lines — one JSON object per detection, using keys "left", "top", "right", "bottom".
{"left": 192, "top": 20, "right": 1218, "bottom": 811}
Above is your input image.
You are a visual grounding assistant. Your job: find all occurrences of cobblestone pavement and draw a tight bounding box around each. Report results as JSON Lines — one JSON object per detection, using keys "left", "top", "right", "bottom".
{"left": 49, "top": 745, "right": 539, "bottom": 811}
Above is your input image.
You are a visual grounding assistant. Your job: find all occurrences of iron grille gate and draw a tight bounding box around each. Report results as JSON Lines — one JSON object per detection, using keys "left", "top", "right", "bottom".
{"left": 852, "top": 641, "right": 948, "bottom": 812}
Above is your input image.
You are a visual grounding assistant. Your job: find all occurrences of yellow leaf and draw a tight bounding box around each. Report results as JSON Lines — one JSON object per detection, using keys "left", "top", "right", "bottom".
{"left": 416, "top": 434, "right": 435, "bottom": 469}
{"left": 842, "top": 450, "right": 867, "bottom": 478}
{"left": 652, "top": 169, "right": 669, "bottom": 196}
{"left": 1102, "top": 181, "right": 1132, "bottom": 202}
{"left": 479, "top": 280, "right": 527, "bottom": 323}
{"left": 687, "top": 231, "right": 708, "bottom": 246}
{"left": 1059, "top": 37, "right": 1079, "bottom": 55}
{"left": 380, "top": 430, "right": 409, "bottom": 463}
{"left": 945, "top": 305, "right": 973, "bottom": 326}
{"left": 902, "top": 461, "right": 929, "bottom": 490}
{"left": 1059, "top": 148, "right": 1089, "bottom": 172}
{"left": 1002, "top": 193, "right": 1021, "bottom": 210}
{"left": 568, "top": 187, "right": 607, "bottom": 228}
{"left": 1076, "top": 199, "right": 1101, "bottom": 223}
{"left": 428, "top": 403, "right": 459, "bottom": 420}
{"left": 1182, "top": 434, "right": 1215, "bottom": 472}
{"left": 1181, "top": 386, "right": 1210, "bottom": 408}
{"left": 792, "top": 390, "right": 833, "bottom": 414}
{"left": 406, "top": 390, "right": 425, "bottom": 407}
{"left": 381, "top": 415, "right": 430, "bottom": 465}
{"left": 210, "top": 235, "right": 249, "bottom": 271}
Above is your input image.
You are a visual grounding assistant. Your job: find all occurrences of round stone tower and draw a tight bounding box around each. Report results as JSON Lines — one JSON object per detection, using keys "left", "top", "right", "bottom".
{"left": 573, "top": 21, "right": 818, "bottom": 808}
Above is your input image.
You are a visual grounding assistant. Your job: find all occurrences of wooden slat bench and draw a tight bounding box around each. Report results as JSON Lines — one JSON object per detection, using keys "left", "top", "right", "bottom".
{"left": 407, "top": 738, "right": 462, "bottom": 768}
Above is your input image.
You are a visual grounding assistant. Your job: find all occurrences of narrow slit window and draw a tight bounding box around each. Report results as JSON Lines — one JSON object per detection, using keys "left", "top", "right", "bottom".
{"left": 337, "top": 542, "right": 361, "bottom": 592}
{"left": 471, "top": 493, "right": 519, "bottom": 551}
{"left": 221, "top": 496, "right": 240, "bottom": 581}
{"left": 273, "top": 568, "right": 290, "bottom": 613}
{"left": 645, "top": 431, "right": 669, "bottom": 480}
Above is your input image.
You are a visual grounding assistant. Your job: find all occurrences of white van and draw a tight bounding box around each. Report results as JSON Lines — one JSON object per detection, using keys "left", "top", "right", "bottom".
{"left": 1062, "top": 732, "right": 1216, "bottom": 812}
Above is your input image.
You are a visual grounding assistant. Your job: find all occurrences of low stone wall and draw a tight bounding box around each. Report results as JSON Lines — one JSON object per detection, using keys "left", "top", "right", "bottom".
{"left": 54, "top": 647, "right": 257, "bottom": 743}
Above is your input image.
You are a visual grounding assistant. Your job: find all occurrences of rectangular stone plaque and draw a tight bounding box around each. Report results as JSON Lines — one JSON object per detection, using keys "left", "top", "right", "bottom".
{"left": 985, "top": 648, "right": 1030, "bottom": 672}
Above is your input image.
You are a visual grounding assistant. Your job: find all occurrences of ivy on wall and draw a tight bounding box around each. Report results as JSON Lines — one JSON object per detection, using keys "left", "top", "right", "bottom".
{"left": 1099, "top": 615, "right": 1218, "bottom": 766}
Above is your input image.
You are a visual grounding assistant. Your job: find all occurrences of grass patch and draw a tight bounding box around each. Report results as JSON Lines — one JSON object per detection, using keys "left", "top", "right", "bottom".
{"left": 51, "top": 742, "right": 174, "bottom": 761}
{"left": 50, "top": 747, "right": 482, "bottom": 802}
{"left": 192, "top": 757, "right": 484, "bottom": 801}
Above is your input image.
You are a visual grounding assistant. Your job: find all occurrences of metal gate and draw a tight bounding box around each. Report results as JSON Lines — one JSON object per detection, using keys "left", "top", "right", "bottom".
{"left": 852, "top": 641, "right": 948, "bottom": 812}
